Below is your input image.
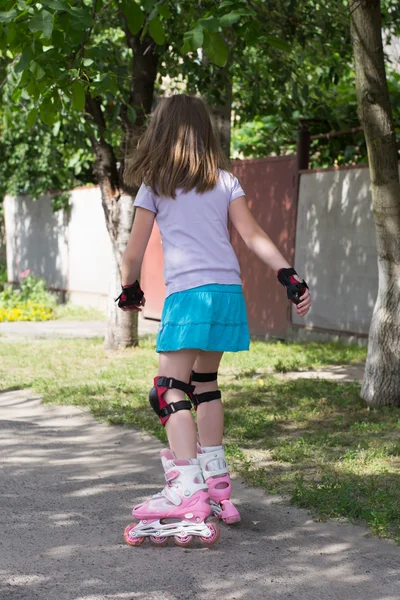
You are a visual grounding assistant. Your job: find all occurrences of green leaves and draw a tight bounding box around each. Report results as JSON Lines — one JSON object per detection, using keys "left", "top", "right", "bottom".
{"left": 46, "top": 0, "right": 74, "bottom": 13}
{"left": 148, "top": 17, "right": 165, "bottom": 45}
{"left": 40, "top": 96, "right": 57, "bottom": 127}
{"left": 29, "top": 10, "right": 54, "bottom": 40}
{"left": 71, "top": 81, "right": 86, "bottom": 112}
{"left": 15, "top": 46, "right": 34, "bottom": 74}
{"left": 204, "top": 32, "right": 229, "bottom": 67}
{"left": 119, "top": 0, "right": 144, "bottom": 35}
{"left": 182, "top": 26, "right": 203, "bottom": 52}
{"left": 263, "top": 35, "right": 291, "bottom": 52}
{"left": 127, "top": 105, "right": 137, "bottom": 124}
{"left": 0, "top": 10, "right": 17, "bottom": 23}
{"left": 26, "top": 108, "right": 38, "bottom": 129}
{"left": 182, "top": 26, "right": 229, "bottom": 67}
{"left": 220, "top": 8, "right": 255, "bottom": 27}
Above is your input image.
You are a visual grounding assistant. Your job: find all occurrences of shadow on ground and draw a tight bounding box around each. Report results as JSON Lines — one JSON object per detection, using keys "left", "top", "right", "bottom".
{"left": 0, "top": 389, "right": 399, "bottom": 600}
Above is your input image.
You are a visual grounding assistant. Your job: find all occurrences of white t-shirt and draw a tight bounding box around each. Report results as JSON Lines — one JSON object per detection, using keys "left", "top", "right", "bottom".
{"left": 133, "top": 170, "right": 245, "bottom": 297}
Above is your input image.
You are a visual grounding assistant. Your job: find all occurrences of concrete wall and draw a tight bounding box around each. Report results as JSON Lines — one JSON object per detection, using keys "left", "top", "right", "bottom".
{"left": 4, "top": 187, "right": 112, "bottom": 310}
{"left": 5, "top": 194, "right": 69, "bottom": 290}
{"left": 67, "top": 187, "right": 113, "bottom": 310}
{"left": 292, "top": 165, "right": 381, "bottom": 336}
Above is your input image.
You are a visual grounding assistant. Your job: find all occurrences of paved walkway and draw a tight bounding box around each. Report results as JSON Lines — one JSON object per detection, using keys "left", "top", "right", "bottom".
{"left": 0, "top": 389, "right": 399, "bottom": 600}
{"left": 0, "top": 316, "right": 160, "bottom": 339}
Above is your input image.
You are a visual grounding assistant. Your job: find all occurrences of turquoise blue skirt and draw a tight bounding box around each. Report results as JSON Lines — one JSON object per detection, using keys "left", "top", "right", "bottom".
{"left": 156, "top": 284, "right": 250, "bottom": 353}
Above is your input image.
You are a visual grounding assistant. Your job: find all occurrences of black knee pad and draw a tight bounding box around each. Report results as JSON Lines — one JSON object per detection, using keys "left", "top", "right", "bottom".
{"left": 190, "top": 371, "right": 222, "bottom": 411}
{"left": 149, "top": 376, "right": 194, "bottom": 426}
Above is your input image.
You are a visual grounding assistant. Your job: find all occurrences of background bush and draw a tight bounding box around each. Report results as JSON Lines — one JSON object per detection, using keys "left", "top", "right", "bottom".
{"left": 0, "top": 271, "right": 56, "bottom": 322}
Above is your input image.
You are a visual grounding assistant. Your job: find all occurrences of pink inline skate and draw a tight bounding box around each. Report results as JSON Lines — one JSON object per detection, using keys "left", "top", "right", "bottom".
{"left": 124, "top": 449, "right": 220, "bottom": 547}
{"left": 197, "top": 444, "right": 241, "bottom": 524}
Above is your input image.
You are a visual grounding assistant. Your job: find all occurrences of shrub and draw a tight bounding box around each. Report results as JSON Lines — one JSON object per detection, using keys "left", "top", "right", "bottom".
{"left": 0, "top": 262, "right": 6, "bottom": 292}
{"left": 0, "top": 270, "right": 56, "bottom": 321}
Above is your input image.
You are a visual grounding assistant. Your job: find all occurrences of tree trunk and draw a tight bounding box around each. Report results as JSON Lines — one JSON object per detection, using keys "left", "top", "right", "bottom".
{"left": 349, "top": 0, "right": 400, "bottom": 405}
{"left": 211, "top": 72, "right": 233, "bottom": 157}
{"left": 105, "top": 195, "right": 138, "bottom": 349}
{"left": 85, "top": 33, "right": 158, "bottom": 350}
{"left": 121, "top": 33, "right": 159, "bottom": 195}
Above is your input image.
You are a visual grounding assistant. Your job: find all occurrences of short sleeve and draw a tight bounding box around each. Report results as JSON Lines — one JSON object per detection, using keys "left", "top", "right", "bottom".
{"left": 133, "top": 183, "right": 157, "bottom": 213}
{"left": 230, "top": 176, "right": 245, "bottom": 203}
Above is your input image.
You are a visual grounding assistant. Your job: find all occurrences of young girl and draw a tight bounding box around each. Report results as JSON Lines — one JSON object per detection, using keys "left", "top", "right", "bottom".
{"left": 118, "top": 94, "right": 311, "bottom": 548}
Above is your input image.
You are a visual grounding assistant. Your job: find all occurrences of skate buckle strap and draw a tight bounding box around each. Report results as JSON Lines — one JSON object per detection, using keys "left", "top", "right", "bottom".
{"left": 192, "top": 390, "right": 222, "bottom": 408}
{"left": 198, "top": 448, "right": 229, "bottom": 478}
{"left": 162, "top": 485, "right": 181, "bottom": 506}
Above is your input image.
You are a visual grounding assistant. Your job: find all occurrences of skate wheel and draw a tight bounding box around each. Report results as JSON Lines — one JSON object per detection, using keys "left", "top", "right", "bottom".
{"left": 174, "top": 534, "right": 194, "bottom": 547}
{"left": 199, "top": 520, "right": 220, "bottom": 547}
{"left": 124, "top": 522, "right": 145, "bottom": 547}
{"left": 149, "top": 535, "right": 169, "bottom": 547}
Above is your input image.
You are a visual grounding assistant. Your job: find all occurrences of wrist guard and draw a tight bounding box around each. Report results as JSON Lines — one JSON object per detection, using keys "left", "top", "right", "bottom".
{"left": 277, "top": 268, "right": 309, "bottom": 305}
{"left": 115, "top": 280, "right": 144, "bottom": 310}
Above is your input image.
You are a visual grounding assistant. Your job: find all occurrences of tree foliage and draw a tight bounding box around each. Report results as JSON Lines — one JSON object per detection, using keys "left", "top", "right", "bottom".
{"left": 1, "top": 0, "right": 399, "bottom": 196}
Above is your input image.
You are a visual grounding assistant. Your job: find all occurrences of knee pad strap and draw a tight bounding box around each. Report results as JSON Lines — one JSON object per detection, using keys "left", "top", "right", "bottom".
{"left": 149, "top": 376, "right": 194, "bottom": 426}
{"left": 191, "top": 370, "right": 218, "bottom": 382}
{"left": 192, "top": 390, "right": 222, "bottom": 410}
{"left": 191, "top": 371, "right": 221, "bottom": 411}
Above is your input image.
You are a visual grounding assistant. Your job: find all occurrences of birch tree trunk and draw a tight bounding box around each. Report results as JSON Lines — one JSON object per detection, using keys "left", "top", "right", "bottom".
{"left": 349, "top": 0, "right": 400, "bottom": 405}
{"left": 105, "top": 196, "right": 137, "bottom": 349}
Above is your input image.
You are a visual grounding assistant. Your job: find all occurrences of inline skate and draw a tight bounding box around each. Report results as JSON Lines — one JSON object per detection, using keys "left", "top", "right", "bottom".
{"left": 197, "top": 444, "right": 241, "bottom": 524}
{"left": 124, "top": 449, "right": 220, "bottom": 547}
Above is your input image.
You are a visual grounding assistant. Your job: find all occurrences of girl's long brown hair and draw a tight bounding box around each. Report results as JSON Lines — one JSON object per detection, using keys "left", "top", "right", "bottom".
{"left": 124, "top": 94, "right": 230, "bottom": 198}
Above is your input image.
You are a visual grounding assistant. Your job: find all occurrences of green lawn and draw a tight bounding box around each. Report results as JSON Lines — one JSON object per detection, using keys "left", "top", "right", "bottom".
{"left": 54, "top": 303, "right": 106, "bottom": 321}
{"left": 1, "top": 335, "right": 399, "bottom": 542}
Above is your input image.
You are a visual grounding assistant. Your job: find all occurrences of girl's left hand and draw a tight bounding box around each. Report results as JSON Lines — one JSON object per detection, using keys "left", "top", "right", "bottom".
{"left": 295, "top": 288, "right": 311, "bottom": 317}
{"left": 121, "top": 296, "right": 146, "bottom": 312}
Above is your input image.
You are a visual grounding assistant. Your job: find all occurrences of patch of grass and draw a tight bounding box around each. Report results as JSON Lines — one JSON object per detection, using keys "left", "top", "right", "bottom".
{"left": 292, "top": 474, "right": 400, "bottom": 540}
{"left": 54, "top": 303, "right": 106, "bottom": 321}
{"left": 221, "top": 339, "right": 366, "bottom": 374}
{"left": 1, "top": 336, "right": 399, "bottom": 542}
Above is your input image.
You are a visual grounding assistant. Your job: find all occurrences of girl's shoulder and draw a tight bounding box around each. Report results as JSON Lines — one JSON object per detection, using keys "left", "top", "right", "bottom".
{"left": 218, "top": 169, "right": 235, "bottom": 183}
{"left": 217, "top": 169, "right": 244, "bottom": 202}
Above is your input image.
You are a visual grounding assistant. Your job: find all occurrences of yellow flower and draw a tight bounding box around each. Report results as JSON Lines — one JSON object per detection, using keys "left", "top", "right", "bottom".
{"left": 0, "top": 303, "right": 54, "bottom": 322}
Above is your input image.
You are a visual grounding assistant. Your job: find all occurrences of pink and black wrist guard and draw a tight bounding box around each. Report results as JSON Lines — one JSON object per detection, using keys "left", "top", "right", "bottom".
{"left": 277, "top": 268, "right": 308, "bottom": 305}
{"left": 115, "top": 280, "right": 144, "bottom": 310}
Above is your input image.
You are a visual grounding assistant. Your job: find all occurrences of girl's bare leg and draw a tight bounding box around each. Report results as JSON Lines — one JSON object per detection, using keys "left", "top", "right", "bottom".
{"left": 158, "top": 350, "right": 198, "bottom": 459}
{"left": 192, "top": 351, "right": 224, "bottom": 447}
